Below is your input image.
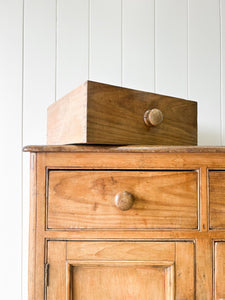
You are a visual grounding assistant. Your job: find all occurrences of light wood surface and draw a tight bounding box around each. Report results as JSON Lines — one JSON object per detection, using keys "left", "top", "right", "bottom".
{"left": 47, "top": 81, "right": 87, "bottom": 144}
{"left": 26, "top": 146, "right": 225, "bottom": 299}
{"left": 214, "top": 241, "right": 225, "bottom": 299}
{"left": 48, "top": 240, "right": 194, "bottom": 300}
{"left": 114, "top": 191, "right": 135, "bottom": 211}
{"left": 71, "top": 264, "right": 168, "bottom": 300}
{"left": 87, "top": 81, "right": 197, "bottom": 145}
{"left": 47, "top": 170, "right": 198, "bottom": 230}
{"left": 175, "top": 242, "right": 195, "bottom": 299}
{"left": 66, "top": 241, "right": 175, "bottom": 261}
{"left": 24, "top": 144, "right": 225, "bottom": 153}
{"left": 47, "top": 241, "right": 66, "bottom": 300}
{"left": 144, "top": 108, "right": 163, "bottom": 127}
{"left": 47, "top": 80, "right": 197, "bottom": 145}
{"left": 196, "top": 238, "right": 213, "bottom": 298}
{"left": 209, "top": 170, "right": 225, "bottom": 229}
{"left": 28, "top": 154, "right": 37, "bottom": 299}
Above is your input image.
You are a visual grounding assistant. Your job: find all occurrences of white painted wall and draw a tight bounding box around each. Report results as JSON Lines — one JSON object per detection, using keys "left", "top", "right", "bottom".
{"left": 0, "top": 0, "right": 224, "bottom": 299}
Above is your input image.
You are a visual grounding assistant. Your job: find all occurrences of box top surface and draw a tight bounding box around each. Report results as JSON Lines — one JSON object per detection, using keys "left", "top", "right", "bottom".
{"left": 23, "top": 145, "right": 225, "bottom": 153}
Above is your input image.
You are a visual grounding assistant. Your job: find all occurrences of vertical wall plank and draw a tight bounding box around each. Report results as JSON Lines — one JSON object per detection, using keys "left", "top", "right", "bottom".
{"left": 90, "top": 0, "right": 121, "bottom": 85}
{"left": 23, "top": 1, "right": 56, "bottom": 299}
{"left": 56, "top": 0, "right": 89, "bottom": 99}
{"left": 23, "top": 0, "right": 56, "bottom": 146}
{"left": 155, "top": 0, "right": 188, "bottom": 99}
{"left": 189, "top": 0, "right": 221, "bottom": 145}
{"left": 222, "top": 0, "right": 225, "bottom": 144}
{"left": 0, "top": 0, "right": 23, "bottom": 299}
{"left": 123, "top": 0, "right": 155, "bottom": 92}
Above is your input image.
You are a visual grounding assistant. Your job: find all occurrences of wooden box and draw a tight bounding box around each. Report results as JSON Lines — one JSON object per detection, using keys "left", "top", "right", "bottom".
{"left": 47, "top": 80, "right": 197, "bottom": 145}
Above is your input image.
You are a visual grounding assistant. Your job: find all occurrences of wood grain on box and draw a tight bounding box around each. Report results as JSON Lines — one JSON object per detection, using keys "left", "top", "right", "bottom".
{"left": 47, "top": 81, "right": 197, "bottom": 145}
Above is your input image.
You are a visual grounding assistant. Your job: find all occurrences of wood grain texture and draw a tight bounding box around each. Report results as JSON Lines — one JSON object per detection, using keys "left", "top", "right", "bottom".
{"left": 38, "top": 231, "right": 225, "bottom": 240}
{"left": 27, "top": 147, "right": 225, "bottom": 299}
{"left": 28, "top": 154, "right": 37, "bottom": 299}
{"left": 214, "top": 241, "right": 225, "bottom": 299}
{"left": 200, "top": 167, "right": 208, "bottom": 231}
{"left": 46, "top": 240, "right": 196, "bottom": 299}
{"left": 175, "top": 242, "right": 195, "bottom": 299}
{"left": 66, "top": 241, "right": 175, "bottom": 261}
{"left": 47, "top": 81, "right": 87, "bottom": 144}
{"left": 196, "top": 238, "right": 213, "bottom": 299}
{"left": 209, "top": 170, "right": 225, "bottom": 229}
{"left": 87, "top": 81, "right": 197, "bottom": 145}
{"left": 24, "top": 145, "right": 225, "bottom": 153}
{"left": 47, "top": 241, "right": 66, "bottom": 300}
{"left": 35, "top": 151, "right": 225, "bottom": 172}
{"left": 71, "top": 263, "right": 169, "bottom": 300}
{"left": 47, "top": 80, "right": 197, "bottom": 145}
{"left": 48, "top": 170, "right": 198, "bottom": 230}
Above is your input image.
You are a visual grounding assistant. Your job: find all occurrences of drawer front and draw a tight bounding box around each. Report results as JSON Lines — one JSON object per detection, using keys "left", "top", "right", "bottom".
{"left": 209, "top": 170, "right": 225, "bottom": 229}
{"left": 86, "top": 81, "right": 197, "bottom": 145}
{"left": 47, "top": 169, "right": 198, "bottom": 230}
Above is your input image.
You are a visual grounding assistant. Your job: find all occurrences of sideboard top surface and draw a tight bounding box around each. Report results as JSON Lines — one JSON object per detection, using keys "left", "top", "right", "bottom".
{"left": 23, "top": 145, "right": 225, "bottom": 153}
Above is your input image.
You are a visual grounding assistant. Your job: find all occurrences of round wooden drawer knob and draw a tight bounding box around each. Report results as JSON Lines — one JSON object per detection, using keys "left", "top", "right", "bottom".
{"left": 115, "top": 191, "right": 135, "bottom": 211}
{"left": 144, "top": 108, "right": 163, "bottom": 126}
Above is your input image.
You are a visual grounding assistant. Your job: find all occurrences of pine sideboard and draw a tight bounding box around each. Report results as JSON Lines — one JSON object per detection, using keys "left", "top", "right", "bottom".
{"left": 24, "top": 145, "right": 225, "bottom": 299}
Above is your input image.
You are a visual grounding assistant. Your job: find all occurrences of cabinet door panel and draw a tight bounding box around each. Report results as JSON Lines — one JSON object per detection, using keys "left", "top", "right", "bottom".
{"left": 70, "top": 262, "right": 173, "bottom": 300}
{"left": 209, "top": 171, "right": 225, "bottom": 229}
{"left": 215, "top": 241, "right": 225, "bottom": 299}
{"left": 47, "top": 240, "right": 195, "bottom": 299}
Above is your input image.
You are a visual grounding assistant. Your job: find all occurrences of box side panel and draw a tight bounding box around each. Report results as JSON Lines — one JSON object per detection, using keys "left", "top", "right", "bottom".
{"left": 47, "top": 81, "right": 87, "bottom": 145}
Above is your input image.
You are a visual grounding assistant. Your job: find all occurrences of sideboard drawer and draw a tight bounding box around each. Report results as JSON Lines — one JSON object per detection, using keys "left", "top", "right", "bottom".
{"left": 209, "top": 170, "right": 225, "bottom": 229}
{"left": 47, "top": 169, "right": 198, "bottom": 230}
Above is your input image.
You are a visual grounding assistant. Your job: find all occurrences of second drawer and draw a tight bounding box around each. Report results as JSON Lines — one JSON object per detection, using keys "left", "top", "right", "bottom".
{"left": 47, "top": 169, "right": 198, "bottom": 230}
